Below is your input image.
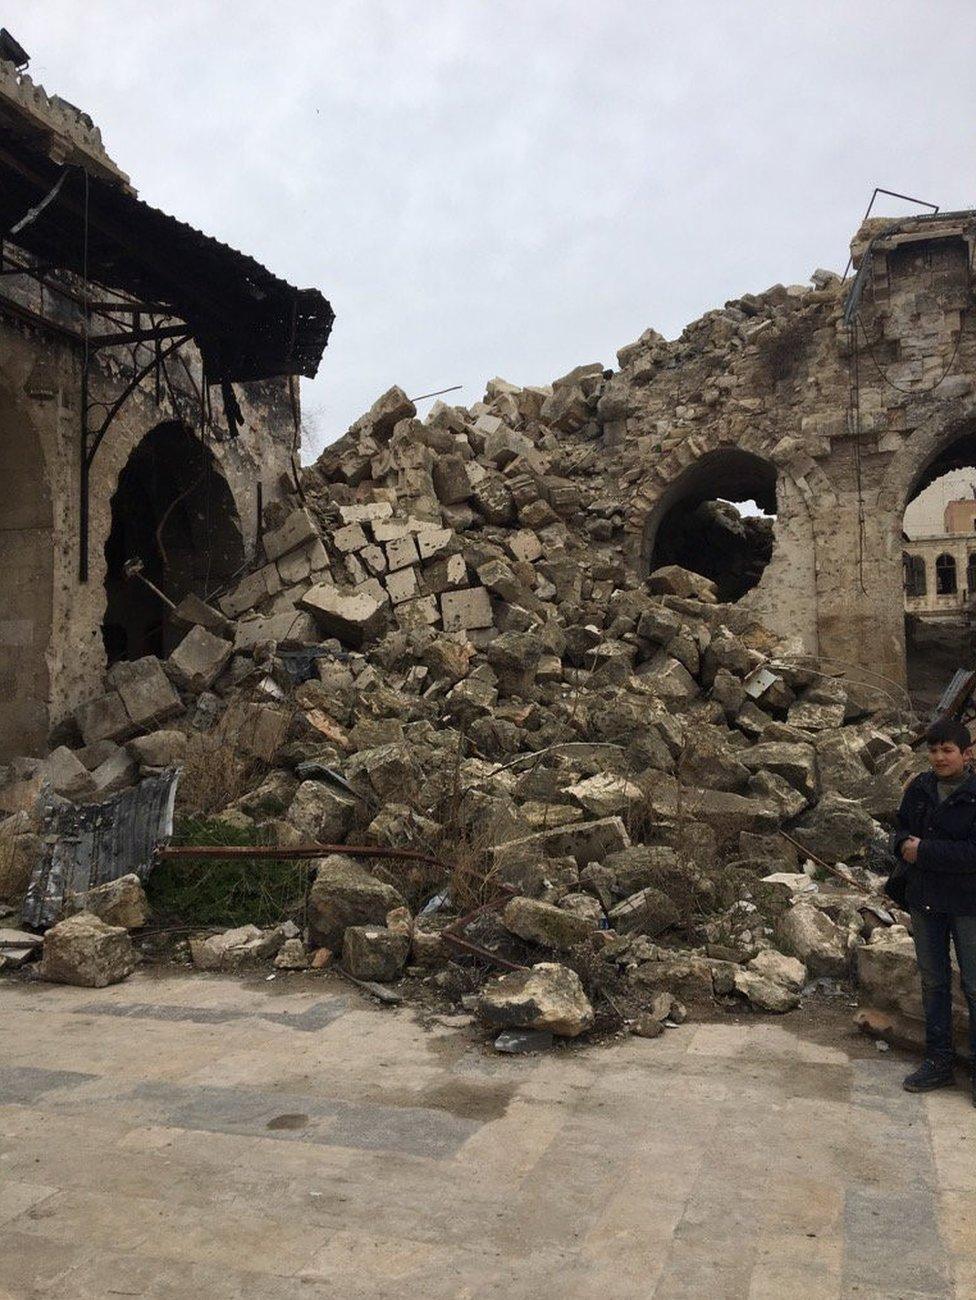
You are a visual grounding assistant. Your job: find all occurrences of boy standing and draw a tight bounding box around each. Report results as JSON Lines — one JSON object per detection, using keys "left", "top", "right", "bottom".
{"left": 894, "top": 719, "right": 976, "bottom": 1100}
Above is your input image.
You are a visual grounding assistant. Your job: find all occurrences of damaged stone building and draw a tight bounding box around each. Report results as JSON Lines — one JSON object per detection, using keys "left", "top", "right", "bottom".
{"left": 0, "top": 31, "right": 333, "bottom": 761}
{"left": 4, "top": 20, "right": 976, "bottom": 772}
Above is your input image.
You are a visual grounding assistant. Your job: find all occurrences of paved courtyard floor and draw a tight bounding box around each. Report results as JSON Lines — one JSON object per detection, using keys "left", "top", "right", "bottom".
{"left": 0, "top": 969, "right": 974, "bottom": 1299}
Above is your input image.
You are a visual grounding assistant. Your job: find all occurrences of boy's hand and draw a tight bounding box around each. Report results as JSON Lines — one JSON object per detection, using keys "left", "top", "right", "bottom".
{"left": 901, "top": 836, "right": 920, "bottom": 864}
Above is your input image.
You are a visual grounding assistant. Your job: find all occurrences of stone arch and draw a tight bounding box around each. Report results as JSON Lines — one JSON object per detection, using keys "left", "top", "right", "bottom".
{"left": 641, "top": 447, "right": 777, "bottom": 596}
{"left": 637, "top": 442, "right": 819, "bottom": 651}
{"left": 0, "top": 376, "right": 54, "bottom": 758}
{"left": 102, "top": 421, "right": 245, "bottom": 662}
{"left": 877, "top": 399, "right": 976, "bottom": 692}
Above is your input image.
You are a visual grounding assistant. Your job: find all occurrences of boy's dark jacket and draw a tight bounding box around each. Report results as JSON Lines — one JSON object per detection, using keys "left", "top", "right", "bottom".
{"left": 893, "top": 770, "right": 976, "bottom": 914}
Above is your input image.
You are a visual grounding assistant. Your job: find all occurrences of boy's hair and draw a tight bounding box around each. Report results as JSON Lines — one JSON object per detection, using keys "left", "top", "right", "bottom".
{"left": 925, "top": 717, "right": 973, "bottom": 751}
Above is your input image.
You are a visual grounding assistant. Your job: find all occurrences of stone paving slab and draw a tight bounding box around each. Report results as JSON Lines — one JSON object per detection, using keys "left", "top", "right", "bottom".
{"left": 1, "top": 970, "right": 975, "bottom": 1297}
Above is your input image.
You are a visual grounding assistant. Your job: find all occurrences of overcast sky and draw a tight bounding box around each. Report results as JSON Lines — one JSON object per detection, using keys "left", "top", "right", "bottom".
{"left": 15, "top": 2, "right": 976, "bottom": 457}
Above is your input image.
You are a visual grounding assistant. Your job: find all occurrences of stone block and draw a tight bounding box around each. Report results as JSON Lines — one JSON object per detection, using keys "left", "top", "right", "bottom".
{"left": 111, "top": 658, "right": 182, "bottom": 729}
{"left": 127, "top": 729, "right": 187, "bottom": 768}
{"left": 63, "top": 873, "right": 149, "bottom": 929}
{"left": 478, "top": 962, "right": 594, "bottom": 1037}
{"left": 432, "top": 455, "right": 472, "bottom": 504}
{"left": 366, "top": 385, "right": 416, "bottom": 438}
{"left": 333, "top": 523, "right": 369, "bottom": 553}
{"left": 385, "top": 534, "right": 421, "bottom": 571}
{"left": 502, "top": 897, "right": 596, "bottom": 950}
{"left": 424, "top": 553, "right": 467, "bottom": 594}
{"left": 339, "top": 501, "right": 394, "bottom": 526}
{"left": 384, "top": 566, "right": 419, "bottom": 605}
{"left": 493, "top": 816, "right": 631, "bottom": 873}
{"left": 440, "top": 586, "right": 494, "bottom": 632}
{"left": 608, "top": 887, "right": 681, "bottom": 938}
{"left": 300, "top": 582, "right": 388, "bottom": 647}
{"left": 88, "top": 749, "right": 138, "bottom": 797}
{"left": 75, "top": 691, "right": 133, "bottom": 746}
{"left": 306, "top": 854, "right": 407, "bottom": 950}
{"left": 233, "top": 611, "right": 320, "bottom": 653}
{"left": 39, "top": 912, "right": 137, "bottom": 987}
{"left": 506, "top": 530, "right": 543, "bottom": 564}
{"left": 416, "top": 527, "right": 454, "bottom": 560}
{"left": 169, "top": 626, "right": 234, "bottom": 691}
{"left": 45, "top": 746, "right": 95, "bottom": 800}
{"left": 342, "top": 925, "right": 410, "bottom": 981}
{"left": 220, "top": 564, "right": 281, "bottom": 617}
{"left": 263, "top": 507, "right": 320, "bottom": 561}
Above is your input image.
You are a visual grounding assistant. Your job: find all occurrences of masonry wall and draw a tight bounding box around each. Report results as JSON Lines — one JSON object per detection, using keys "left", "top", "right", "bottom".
{"left": 593, "top": 213, "right": 976, "bottom": 693}
{"left": 0, "top": 308, "right": 297, "bottom": 758}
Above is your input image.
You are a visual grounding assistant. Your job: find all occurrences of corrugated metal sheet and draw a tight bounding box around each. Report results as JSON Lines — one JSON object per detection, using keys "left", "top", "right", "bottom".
{"left": 22, "top": 770, "right": 179, "bottom": 928}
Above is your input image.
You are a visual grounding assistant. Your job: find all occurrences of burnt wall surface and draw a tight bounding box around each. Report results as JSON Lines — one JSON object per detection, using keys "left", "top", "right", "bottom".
{"left": 0, "top": 299, "right": 297, "bottom": 758}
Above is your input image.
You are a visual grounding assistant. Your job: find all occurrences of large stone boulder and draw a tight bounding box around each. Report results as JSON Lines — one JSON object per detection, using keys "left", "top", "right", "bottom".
{"left": 189, "top": 925, "right": 284, "bottom": 971}
{"left": 502, "top": 897, "right": 596, "bottom": 951}
{"left": 478, "top": 962, "right": 595, "bottom": 1038}
{"left": 733, "top": 968, "right": 800, "bottom": 1013}
{"left": 608, "top": 886, "right": 681, "bottom": 938}
{"left": 306, "top": 854, "right": 407, "bottom": 950}
{"left": 39, "top": 912, "right": 137, "bottom": 987}
{"left": 740, "top": 742, "right": 818, "bottom": 801}
{"left": 286, "top": 780, "right": 358, "bottom": 843}
{"left": 342, "top": 925, "right": 409, "bottom": 981}
{"left": 0, "top": 810, "right": 39, "bottom": 900}
{"left": 775, "top": 901, "right": 850, "bottom": 978}
{"left": 856, "top": 926, "right": 969, "bottom": 1057}
{"left": 63, "top": 873, "right": 149, "bottom": 930}
{"left": 790, "top": 792, "right": 878, "bottom": 864}
{"left": 646, "top": 565, "right": 718, "bottom": 603}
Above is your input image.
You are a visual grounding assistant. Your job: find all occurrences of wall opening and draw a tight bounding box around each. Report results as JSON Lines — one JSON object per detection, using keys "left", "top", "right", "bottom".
{"left": 0, "top": 384, "right": 53, "bottom": 758}
{"left": 643, "top": 448, "right": 778, "bottom": 602}
{"left": 902, "top": 425, "right": 976, "bottom": 711}
{"left": 102, "top": 421, "right": 244, "bottom": 663}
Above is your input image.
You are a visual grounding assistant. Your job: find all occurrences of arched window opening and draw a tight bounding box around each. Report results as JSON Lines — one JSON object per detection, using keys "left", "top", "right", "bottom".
{"left": 936, "top": 553, "right": 957, "bottom": 595}
{"left": 102, "top": 422, "right": 245, "bottom": 663}
{"left": 903, "top": 553, "right": 926, "bottom": 598}
{"left": 644, "top": 449, "right": 778, "bottom": 603}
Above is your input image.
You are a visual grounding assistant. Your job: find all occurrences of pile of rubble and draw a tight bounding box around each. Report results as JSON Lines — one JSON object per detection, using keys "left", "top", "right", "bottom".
{"left": 0, "top": 356, "right": 936, "bottom": 1050}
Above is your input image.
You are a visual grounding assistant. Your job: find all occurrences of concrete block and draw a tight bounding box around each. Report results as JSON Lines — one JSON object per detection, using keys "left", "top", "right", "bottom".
{"left": 507, "top": 530, "right": 543, "bottom": 563}
{"left": 168, "top": 626, "right": 234, "bottom": 691}
{"left": 111, "top": 658, "right": 182, "bottom": 729}
{"left": 416, "top": 527, "right": 454, "bottom": 561}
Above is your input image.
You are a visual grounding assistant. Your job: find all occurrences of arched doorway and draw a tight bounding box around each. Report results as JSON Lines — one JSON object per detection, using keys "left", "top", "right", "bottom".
{"left": 643, "top": 448, "right": 777, "bottom": 602}
{"left": 901, "top": 419, "right": 976, "bottom": 711}
{"left": 0, "top": 384, "right": 53, "bottom": 757}
{"left": 102, "top": 422, "right": 245, "bottom": 663}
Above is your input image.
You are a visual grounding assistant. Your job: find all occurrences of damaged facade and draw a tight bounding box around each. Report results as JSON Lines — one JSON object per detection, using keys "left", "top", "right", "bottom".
{"left": 0, "top": 38, "right": 332, "bottom": 760}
